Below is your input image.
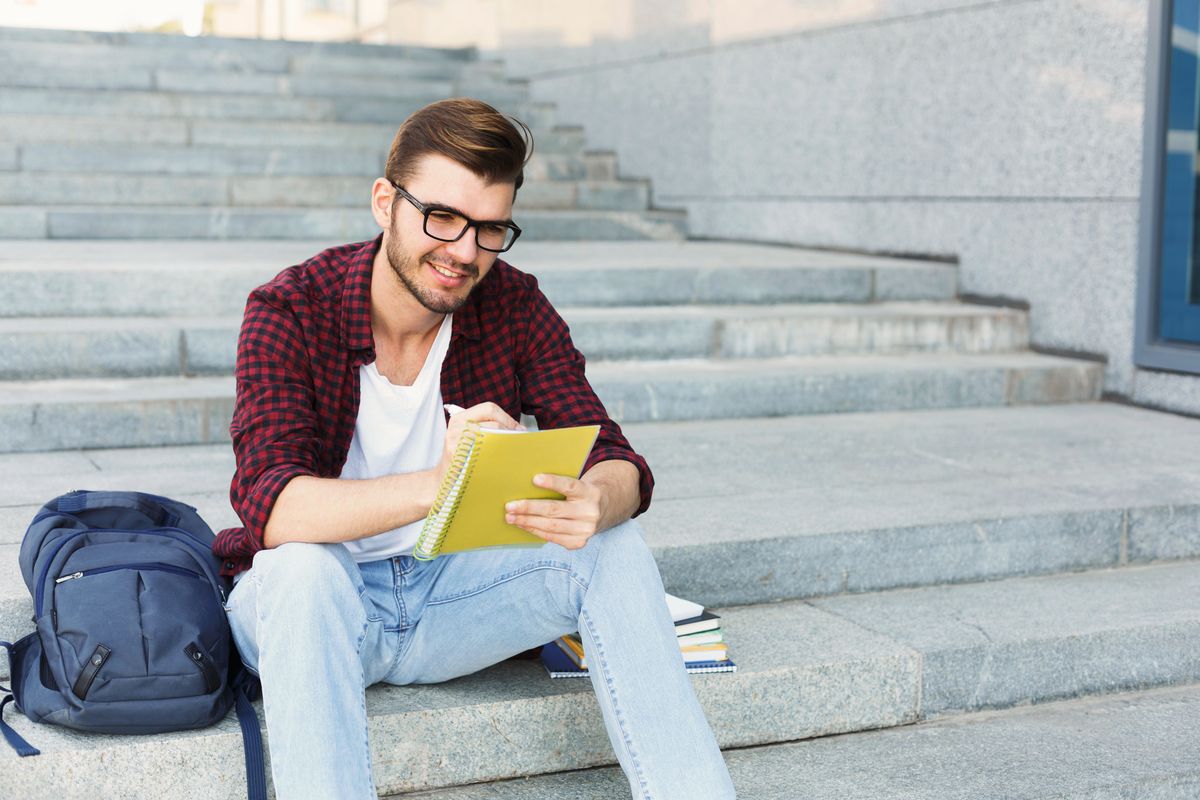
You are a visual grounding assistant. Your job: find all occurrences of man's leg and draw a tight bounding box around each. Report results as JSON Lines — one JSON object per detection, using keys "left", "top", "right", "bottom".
{"left": 224, "top": 542, "right": 401, "bottom": 800}
{"left": 387, "top": 519, "right": 736, "bottom": 800}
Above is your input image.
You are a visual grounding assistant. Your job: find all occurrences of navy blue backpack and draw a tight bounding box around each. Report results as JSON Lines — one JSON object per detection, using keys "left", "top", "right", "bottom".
{"left": 0, "top": 490, "right": 265, "bottom": 800}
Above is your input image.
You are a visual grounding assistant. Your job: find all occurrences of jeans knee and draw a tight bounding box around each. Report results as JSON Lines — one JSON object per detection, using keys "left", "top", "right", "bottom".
{"left": 253, "top": 542, "right": 362, "bottom": 608}
{"left": 579, "top": 519, "right": 658, "bottom": 582}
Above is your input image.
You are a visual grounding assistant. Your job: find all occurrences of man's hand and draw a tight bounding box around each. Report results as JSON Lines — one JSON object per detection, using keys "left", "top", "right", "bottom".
{"left": 504, "top": 473, "right": 605, "bottom": 550}
{"left": 435, "top": 402, "right": 524, "bottom": 494}
{"left": 504, "top": 460, "right": 640, "bottom": 550}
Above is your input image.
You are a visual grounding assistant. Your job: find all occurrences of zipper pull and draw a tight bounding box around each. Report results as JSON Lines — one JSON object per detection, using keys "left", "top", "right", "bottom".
{"left": 55, "top": 571, "right": 84, "bottom": 584}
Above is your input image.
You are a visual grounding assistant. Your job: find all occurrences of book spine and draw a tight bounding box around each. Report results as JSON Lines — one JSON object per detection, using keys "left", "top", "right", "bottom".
{"left": 413, "top": 423, "right": 481, "bottom": 560}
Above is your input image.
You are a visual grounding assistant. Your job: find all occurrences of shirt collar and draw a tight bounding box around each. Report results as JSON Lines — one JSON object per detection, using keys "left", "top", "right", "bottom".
{"left": 339, "top": 235, "right": 379, "bottom": 353}
{"left": 339, "top": 235, "right": 493, "bottom": 351}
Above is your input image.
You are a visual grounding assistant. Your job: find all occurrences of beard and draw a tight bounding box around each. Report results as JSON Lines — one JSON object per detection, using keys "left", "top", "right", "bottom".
{"left": 384, "top": 223, "right": 479, "bottom": 315}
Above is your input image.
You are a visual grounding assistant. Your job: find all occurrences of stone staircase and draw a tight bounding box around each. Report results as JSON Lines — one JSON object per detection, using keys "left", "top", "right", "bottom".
{"left": 1, "top": 26, "right": 1199, "bottom": 799}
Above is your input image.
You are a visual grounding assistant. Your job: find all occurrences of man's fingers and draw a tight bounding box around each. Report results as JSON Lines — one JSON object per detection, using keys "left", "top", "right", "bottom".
{"left": 504, "top": 510, "right": 588, "bottom": 534}
{"left": 462, "top": 402, "right": 523, "bottom": 430}
{"left": 531, "top": 473, "right": 579, "bottom": 495}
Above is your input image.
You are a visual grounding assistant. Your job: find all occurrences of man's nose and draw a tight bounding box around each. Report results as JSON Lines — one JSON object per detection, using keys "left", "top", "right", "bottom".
{"left": 444, "top": 227, "right": 479, "bottom": 264}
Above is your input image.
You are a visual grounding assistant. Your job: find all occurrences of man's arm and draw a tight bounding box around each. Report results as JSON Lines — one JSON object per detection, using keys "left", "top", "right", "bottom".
{"left": 500, "top": 277, "right": 654, "bottom": 547}
{"left": 264, "top": 402, "right": 523, "bottom": 548}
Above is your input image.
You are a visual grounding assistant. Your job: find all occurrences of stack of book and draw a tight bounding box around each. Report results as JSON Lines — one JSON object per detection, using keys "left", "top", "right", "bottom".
{"left": 541, "top": 593, "right": 736, "bottom": 678}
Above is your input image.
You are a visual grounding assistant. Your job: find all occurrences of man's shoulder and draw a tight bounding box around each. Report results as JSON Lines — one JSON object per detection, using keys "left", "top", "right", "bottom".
{"left": 251, "top": 238, "right": 373, "bottom": 309}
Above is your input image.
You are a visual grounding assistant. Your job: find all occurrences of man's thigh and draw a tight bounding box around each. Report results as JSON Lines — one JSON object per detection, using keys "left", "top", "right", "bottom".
{"left": 224, "top": 542, "right": 401, "bottom": 685}
{"left": 385, "top": 541, "right": 592, "bottom": 686}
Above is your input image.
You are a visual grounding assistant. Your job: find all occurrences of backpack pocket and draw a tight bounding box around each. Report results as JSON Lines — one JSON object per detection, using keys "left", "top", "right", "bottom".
{"left": 52, "top": 562, "right": 228, "bottom": 703}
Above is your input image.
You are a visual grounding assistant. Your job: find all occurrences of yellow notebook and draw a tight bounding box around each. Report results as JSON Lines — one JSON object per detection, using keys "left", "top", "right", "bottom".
{"left": 413, "top": 423, "right": 601, "bottom": 560}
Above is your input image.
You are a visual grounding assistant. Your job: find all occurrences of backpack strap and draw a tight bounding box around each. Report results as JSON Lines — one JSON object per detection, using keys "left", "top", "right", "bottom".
{"left": 233, "top": 673, "right": 267, "bottom": 800}
{"left": 0, "top": 641, "right": 39, "bottom": 757}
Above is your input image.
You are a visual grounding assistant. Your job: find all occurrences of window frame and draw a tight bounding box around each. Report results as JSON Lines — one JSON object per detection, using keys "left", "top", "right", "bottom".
{"left": 1136, "top": 0, "right": 1200, "bottom": 373}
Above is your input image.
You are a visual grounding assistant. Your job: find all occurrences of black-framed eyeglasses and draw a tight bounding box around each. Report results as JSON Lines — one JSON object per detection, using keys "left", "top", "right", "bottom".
{"left": 389, "top": 180, "right": 522, "bottom": 253}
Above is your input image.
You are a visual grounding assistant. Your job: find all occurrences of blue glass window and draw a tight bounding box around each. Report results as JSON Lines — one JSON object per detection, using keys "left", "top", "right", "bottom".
{"left": 1159, "top": 0, "right": 1200, "bottom": 342}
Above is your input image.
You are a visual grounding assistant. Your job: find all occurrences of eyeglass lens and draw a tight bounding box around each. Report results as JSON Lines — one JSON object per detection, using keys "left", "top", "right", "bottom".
{"left": 424, "top": 209, "right": 516, "bottom": 252}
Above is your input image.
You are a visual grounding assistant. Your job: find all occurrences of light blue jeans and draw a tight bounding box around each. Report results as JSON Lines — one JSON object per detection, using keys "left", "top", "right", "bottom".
{"left": 224, "top": 519, "right": 736, "bottom": 799}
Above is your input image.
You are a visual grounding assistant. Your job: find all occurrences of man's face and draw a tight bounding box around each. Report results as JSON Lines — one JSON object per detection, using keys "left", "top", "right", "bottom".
{"left": 384, "top": 153, "right": 515, "bottom": 315}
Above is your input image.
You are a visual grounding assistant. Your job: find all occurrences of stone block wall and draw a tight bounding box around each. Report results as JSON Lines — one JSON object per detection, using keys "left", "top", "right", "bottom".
{"left": 387, "top": 0, "right": 1200, "bottom": 415}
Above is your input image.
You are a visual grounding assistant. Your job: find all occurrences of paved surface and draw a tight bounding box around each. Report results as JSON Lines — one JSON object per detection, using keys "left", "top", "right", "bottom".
{"left": 4, "top": 562, "right": 1198, "bottom": 796}
{"left": 409, "top": 684, "right": 1200, "bottom": 799}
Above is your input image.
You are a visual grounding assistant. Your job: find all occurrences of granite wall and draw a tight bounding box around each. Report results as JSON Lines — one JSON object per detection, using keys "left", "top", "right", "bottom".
{"left": 389, "top": 0, "right": 1200, "bottom": 415}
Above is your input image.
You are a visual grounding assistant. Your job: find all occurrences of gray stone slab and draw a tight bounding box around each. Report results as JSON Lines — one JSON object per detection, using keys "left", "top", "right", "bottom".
{"left": 1129, "top": 505, "right": 1200, "bottom": 563}
{"left": 0, "top": 317, "right": 184, "bottom": 379}
{"left": 0, "top": 598, "right": 920, "bottom": 794}
{"left": 0, "top": 376, "right": 234, "bottom": 452}
{"left": 0, "top": 143, "right": 16, "bottom": 170}
{"left": 287, "top": 74, "right": 457, "bottom": 101}
{"left": 34, "top": 206, "right": 685, "bottom": 241}
{"left": 227, "top": 175, "right": 370, "bottom": 207}
{"left": 587, "top": 352, "right": 1102, "bottom": 423}
{"left": 0, "top": 207, "right": 47, "bottom": 238}
{"left": 0, "top": 64, "right": 153, "bottom": 91}
{"left": 812, "top": 561, "right": 1200, "bottom": 715}
{"left": 0, "top": 174, "right": 230, "bottom": 207}
{"left": 0, "top": 86, "right": 337, "bottom": 122}
{"left": 0, "top": 354, "right": 1102, "bottom": 451}
{"left": 2, "top": 403, "right": 1200, "bottom": 667}
{"left": 574, "top": 181, "right": 650, "bottom": 211}
{"left": 0, "top": 26, "right": 466, "bottom": 60}
{"left": 287, "top": 52, "right": 467, "bottom": 79}
{"left": 0, "top": 114, "right": 188, "bottom": 145}
{"left": 417, "top": 685, "right": 1200, "bottom": 800}
{"left": 0, "top": 240, "right": 955, "bottom": 313}
{"left": 873, "top": 264, "right": 959, "bottom": 301}
{"left": 0, "top": 39, "right": 291, "bottom": 74}
{"left": 0, "top": 304, "right": 1028, "bottom": 379}
{"left": 153, "top": 69, "right": 455, "bottom": 101}
{"left": 189, "top": 118, "right": 394, "bottom": 148}
{"left": 183, "top": 325, "right": 238, "bottom": 376}
{"left": 20, "top": 142, "right": 384, "bottom": 176}
{"left": 517, "top": 209, "right": 686, "bottom": 241}
{"left": 47, "top": 208, "right": 216, "bottom": 239}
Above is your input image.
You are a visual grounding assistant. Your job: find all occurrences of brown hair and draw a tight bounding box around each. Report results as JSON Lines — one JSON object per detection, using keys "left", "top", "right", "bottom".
{"left": 384, "top": 97, "right": 532, "bottom": 197}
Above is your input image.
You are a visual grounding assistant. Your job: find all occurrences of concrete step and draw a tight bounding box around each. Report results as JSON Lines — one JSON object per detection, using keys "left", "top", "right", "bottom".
{"left": 1, "top": 401, "right": 1197, "bottom": 660}
{"left": 0, "top": 352, "right": 1100, "bottom": 452}
{"left": 412, "top": 684, "right": 1200, "bottom": 799}
{"left": 3, "top": 559, "right": 1198, "bottom": 795}
{"left": 3, "top": 400, "right": 1197, "bottom": 603}
{"left": 0, "top": 304, "right": 1029, "bottom": 380}
{"left": 6, "top": 141, "right": 610, "bottom": 181}
{"left": 0, "top": 174, "right": 650, "bottom": 212}
{"left": 0, "top": 206, "right": 686, "bottom": 241}
{"left": 0, "top": 87, "right": 554, "bottom": 127}
{"left": 0, "top": 240, "right": 958, "bottom": 315}
{"left": 0, "top": 39, "right": 492, "bottom": 79}
{"left": 0, "top": 115, "right": 583, "bottom": 152}
{"left": 0, "top": 25, "right": 476, "bottom": 62}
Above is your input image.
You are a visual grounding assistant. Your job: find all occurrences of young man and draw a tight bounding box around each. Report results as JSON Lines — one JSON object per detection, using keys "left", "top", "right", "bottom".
{"left": 212, "top": 98, "right": 736, "bottom": 799}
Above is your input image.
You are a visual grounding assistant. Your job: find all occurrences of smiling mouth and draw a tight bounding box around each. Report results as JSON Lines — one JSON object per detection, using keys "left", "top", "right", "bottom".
{"left": 427, "top": 259, "right": 474, "bottom": 280}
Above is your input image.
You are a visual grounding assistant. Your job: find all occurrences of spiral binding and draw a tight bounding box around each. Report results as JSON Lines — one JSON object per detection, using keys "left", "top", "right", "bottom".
{"left": 414, "top": 423, "right": 483, "bottom": 560}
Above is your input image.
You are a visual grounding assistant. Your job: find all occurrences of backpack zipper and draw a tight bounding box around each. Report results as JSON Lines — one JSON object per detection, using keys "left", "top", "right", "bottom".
{"left": 55, "top": 563, "right": 205, "bottom": 584}
{"left": 36, "top": 529, "right": 225, "bottom": 616}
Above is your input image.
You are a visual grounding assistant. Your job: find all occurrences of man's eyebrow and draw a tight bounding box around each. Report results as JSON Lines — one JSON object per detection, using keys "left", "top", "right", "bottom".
{"left": 425, "top": 200, "right": 513, "bottom": 225}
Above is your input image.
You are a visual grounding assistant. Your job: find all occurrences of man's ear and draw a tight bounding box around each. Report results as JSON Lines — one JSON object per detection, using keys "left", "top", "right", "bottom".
{"left": 370, "top": 178, "right": 394, "bottom": 230}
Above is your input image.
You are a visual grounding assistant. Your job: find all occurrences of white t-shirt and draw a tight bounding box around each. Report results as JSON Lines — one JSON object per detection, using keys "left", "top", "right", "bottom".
{"left": 339, "top": 315, "right": 453, "bottom": 562}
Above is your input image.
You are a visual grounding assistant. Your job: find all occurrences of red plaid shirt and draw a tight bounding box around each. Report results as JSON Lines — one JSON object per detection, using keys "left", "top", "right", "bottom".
{"left": 212, "top": 236, "right": 654, "bottom": 576}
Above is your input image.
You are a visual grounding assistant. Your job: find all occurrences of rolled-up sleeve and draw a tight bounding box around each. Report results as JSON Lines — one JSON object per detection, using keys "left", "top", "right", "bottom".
{"left": 515, "top": 281, "right": 654, "bottom": 516}
{"left": 223, "top": 291, "right": 322, "bottom": 555}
